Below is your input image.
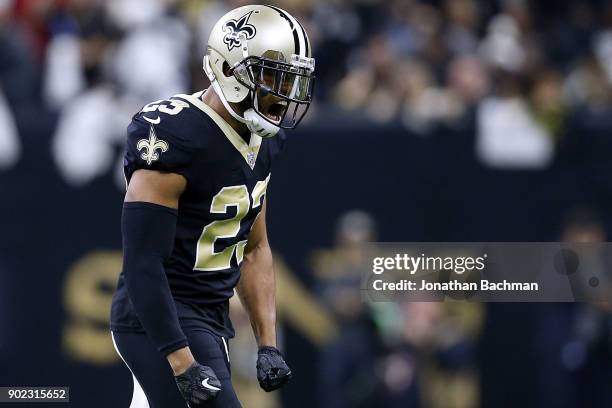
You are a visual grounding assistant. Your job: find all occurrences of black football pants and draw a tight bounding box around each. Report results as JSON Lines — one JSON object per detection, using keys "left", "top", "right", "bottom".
{"left": 112, "top": 328, "right": 242, "bottom": 408}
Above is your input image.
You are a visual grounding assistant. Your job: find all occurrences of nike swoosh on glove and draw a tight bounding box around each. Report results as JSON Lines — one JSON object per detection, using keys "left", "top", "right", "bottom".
{"left": 256, "top": 346, "right": 293, "bottom": 392}
{"left": 175, "top": 362, "right": 222, "bottom": 407}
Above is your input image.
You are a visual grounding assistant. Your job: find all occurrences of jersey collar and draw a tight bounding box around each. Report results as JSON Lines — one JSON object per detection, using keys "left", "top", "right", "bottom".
{"left": 177, "top": 92, "right": 262, "bottom": 170}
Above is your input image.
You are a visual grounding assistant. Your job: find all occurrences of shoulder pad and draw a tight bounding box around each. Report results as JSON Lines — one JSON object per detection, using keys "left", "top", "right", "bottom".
{"left": 124, "top": 106, "right": 194, "bottom": 182}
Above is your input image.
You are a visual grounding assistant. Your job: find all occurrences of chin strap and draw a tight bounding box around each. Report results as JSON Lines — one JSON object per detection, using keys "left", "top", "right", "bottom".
{"left": 203, "top": 56, "right": 279, "bottom": 138}
{"left": 243, "top": 109, "right": 279, "bottom": 138}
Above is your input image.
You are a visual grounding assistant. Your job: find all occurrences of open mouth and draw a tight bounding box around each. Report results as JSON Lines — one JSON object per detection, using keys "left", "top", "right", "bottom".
{"left": 265, "top": 101, "right": 288, "bottom": 122}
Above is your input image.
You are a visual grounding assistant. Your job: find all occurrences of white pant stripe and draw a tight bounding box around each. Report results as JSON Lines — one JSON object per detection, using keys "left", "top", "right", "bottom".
{"left": 221, "top": 337, "right": 230, "bottom": 363}
{"left": 111, "top": 332, "right": 150, "bottom": 408}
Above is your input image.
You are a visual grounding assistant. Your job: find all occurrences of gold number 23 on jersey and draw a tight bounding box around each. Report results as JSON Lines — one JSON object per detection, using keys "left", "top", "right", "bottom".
{"left": 194, "top": 175, "right": 269, "bottom": 271}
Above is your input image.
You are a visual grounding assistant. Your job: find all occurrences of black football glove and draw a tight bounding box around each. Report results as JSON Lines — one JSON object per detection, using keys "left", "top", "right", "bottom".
{"left": 256, "top": 346, "right": 293, "bottom": 392}
{"left": 174, "top": 362, "right": 222, "bottom": 407}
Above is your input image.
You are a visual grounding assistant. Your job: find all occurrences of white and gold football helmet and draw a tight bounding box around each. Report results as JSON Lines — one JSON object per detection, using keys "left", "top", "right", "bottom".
{"left": 204, "top": 4, "right": 315, "bottom": 138}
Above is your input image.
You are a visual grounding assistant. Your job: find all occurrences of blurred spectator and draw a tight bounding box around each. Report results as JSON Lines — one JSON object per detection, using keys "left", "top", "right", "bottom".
{"left": 479, "top": 13, "right": 526, "bottom": 73}
{"left": 444, "top": 0, "right": 480, "bottom": 55}
{"left": 51, "top": 85, "right": 134, "bottom": 186}
{"left": 560, "top": 208, "right": 610, "bottom": 359}
{"left": 0, "top": 0, "right": 37, "bottom": 106}
{"left": 563, "top": 56, "right": 611, "bottom": 109}
{"left": 333, "top": 34, "right": 403, "bottom": 123}
{"left": 310, "top": 0, "right": 361, "bottom": 99}
{"left": 447, "top": 56, "right": 489, "bottom": 107}
{"left": 561, "top": 207, "right": 607, "bottom": 243}
{"left": 313, "top": 210, "right": 383, "bottom": 408}
{"left": 43, "top": 33, "right": 86, "bottom": 109}
{"left": 47, "top": 0, "right": 190, "bottom": 187}
{"left": 0, "top": 88, "right": 20, "bottom": 169}
{"left": 105, "top": 0, "right": 167, "bottom": 30}
{"left": 532, "top": 208, "right": 610, "bottom": 408}
{"left": 111, "top": 17, "right": 189, "bottom": 102}
{"left": 43, "top": 0, "right": 114, "bottom": 109}
{"left": 475, "top": 9, "right": 556, "bottom": 169}
{"left": 399, "top": 59, "right": 465, "bottom": 134}
{"left": 228, "top": 297, "right": 280, "bottom": 408}
{"left": 476, "top": 91, "right": 555, "bottom": 169}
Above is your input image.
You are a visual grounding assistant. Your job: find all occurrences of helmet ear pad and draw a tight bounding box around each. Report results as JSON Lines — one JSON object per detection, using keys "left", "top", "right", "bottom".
{"left": 205, "top": 48, "right": 250, "bottom": 103}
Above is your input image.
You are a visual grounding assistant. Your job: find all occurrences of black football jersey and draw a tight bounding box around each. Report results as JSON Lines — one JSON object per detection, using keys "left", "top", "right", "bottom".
{"left": 111, "top": 91, "right": 284, "bottom": 338}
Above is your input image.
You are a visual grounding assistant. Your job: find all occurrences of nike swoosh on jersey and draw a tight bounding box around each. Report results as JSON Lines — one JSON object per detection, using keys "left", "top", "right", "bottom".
{"left": 143, "top": 116, "right": 161, "bottom": 124}
{"left": 201, "top": 378, "right": 221, "bottom": 391}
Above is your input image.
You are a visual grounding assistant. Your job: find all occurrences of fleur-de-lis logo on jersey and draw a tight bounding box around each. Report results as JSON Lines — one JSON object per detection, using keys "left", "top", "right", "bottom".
{"left": 137, "top": 126, "right": 169, "bottom": 165}
{"left": 222, "top": 11, "right": 256, "bottom": 51}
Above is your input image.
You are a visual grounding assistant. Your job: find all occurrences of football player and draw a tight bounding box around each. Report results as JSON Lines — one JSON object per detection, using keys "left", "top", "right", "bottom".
{"left": 109, "top": 5, "right": 314, "bottom": 407}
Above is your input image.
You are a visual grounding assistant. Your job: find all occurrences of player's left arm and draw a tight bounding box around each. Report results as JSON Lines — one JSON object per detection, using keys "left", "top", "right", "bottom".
{"left": 237, "top": 201, "right": 293, "bottom": 391}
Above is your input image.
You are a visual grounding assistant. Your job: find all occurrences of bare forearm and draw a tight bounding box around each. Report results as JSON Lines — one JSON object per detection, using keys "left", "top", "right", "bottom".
{"left": 237, "top": 244, "right": 277, "bottom": 347}
{"left": 167, "top": 347, "right": 196, "bottom": 375}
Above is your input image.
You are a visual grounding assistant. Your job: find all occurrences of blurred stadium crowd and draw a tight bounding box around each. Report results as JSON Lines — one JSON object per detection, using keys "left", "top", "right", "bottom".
{"left": 2, "top": 0, "right": 612, "bottom": 176}
{"left": 3, "top": 0, "right": 612, "bottom": 407}
{"left": 0, "top": 0, "right": 605, "bottom": 171}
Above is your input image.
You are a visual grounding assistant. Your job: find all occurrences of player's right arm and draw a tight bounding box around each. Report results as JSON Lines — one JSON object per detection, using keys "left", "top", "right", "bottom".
{"left": 123, "top": 169, "right": 222, "bottom": 404}
{"left": 123, "top": 169, "right": 194, "bottom": 374}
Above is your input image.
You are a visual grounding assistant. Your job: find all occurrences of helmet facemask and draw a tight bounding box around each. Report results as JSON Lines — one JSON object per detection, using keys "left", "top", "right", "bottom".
{"left": 232, "top": 50, "right": 315, "bottom": 129}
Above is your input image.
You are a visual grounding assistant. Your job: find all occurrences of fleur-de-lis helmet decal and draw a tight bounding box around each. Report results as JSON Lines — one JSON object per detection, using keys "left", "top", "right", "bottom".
{"left": 222, "top": 11, "right": 257, "bottom": 51}
{"left": 137, "top": 126, "right": 169, "bottom": 165}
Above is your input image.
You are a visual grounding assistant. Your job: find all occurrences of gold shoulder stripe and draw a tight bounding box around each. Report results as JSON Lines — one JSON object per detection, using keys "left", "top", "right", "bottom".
{"left": 175, "top": 93, "right": 262, "bottom": 169}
